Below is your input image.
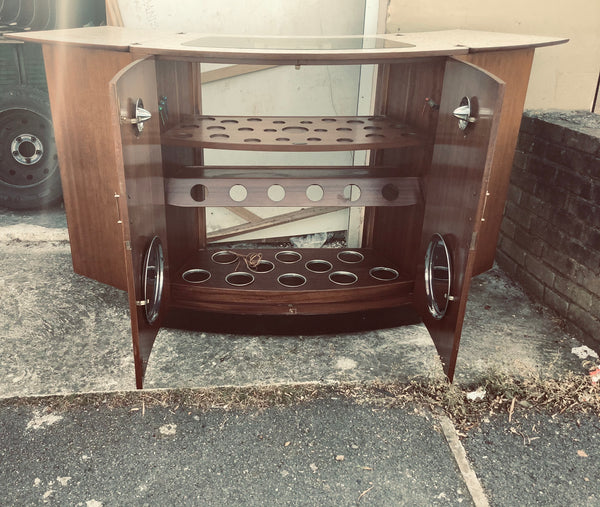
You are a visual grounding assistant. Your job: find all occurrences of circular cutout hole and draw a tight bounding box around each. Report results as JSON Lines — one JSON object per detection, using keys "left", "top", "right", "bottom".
{"left": 307, "top": 137, "right": 322, "bottom": 142}
{"left": 249, "top": 260, "right": 275, "bottom": 273}
{"left": 336, "top": 127, "right": 352, "bottom": 132}
{"left": 282, "top": 126, "right": 309, "bottom": 133}
{"left": 221, "top": 119, "right": 238, "bottom": 124}
{"left": 182, "top": 269, "right": 211, "bottom": 283}
{"left": 207, "top": 125, "right": 226, "bottom": 130}
{"left": 229, "top": 184, "right": 248, "bottom": 202}
{"left": 322, "top": 118, "right": 337, "bottom": 122}
{"left": 211, "top": 251, "right": 238, "bottom": 264}
{"left": 268, "top": 184, "right": 285, "bottom": 202}
{"left": 364, "top": 126, "right": 382, "bottom": 130}
{"left": 369, "top": 267, "right": 399, "bottom": 281}
{"left": 314, "top": 128, "right": 327, "bottom": 132}
{"left": 300, "top": 120, "right": 313, "bottom": 124}
{"left": 247, "top": 118, "right": 263, "bottom": 122}
{"left": 366, "top": 133, "right": 384, "bottom": 138}
{"left": 275, "top": 137, "right": 290, "bottom": 142}
{"left": 264, "top": 128, "right": 277, "bottom": 132}
{"left": 382, "top": 183, "right": 400, "bottom": 202}
{"left": 190, "top": 184, "right": 207, "bottom": 202}
{"left": 337, "top": 138, "right": 354, "bottom": 143}
{"left": 225, "top": 272, "right": 255, "bottom": 287}
{"left": 305, "top": 259, "right": 332, "bottom": 273}
{"left": 273, "top": 120, "right": 286, "bottom": 124}
{"left": 342, "top": 184, "right": 361, "bottom": 202}
{"left": 329, "top": 271, "right": 358, "bottom": 285}
{"left": 337, "top": 250, "right": 364, "bottom": 264}
{"left": 244, "top": 138, "right": 261, "bottom": 143}
{"left": 347, "top": 120, "right": 364, "bottom": 124}
{"left": 306, "top": 184, "right": 324, "bottom": 202}
{"left": 209, "top": 134, "right": 230, "bottom": 139}
{"left": 277, "top": 273, "right": 307, "bottom": 288}
{"left": 275, "top": 250, "right": 302, "bottom": 263}
{"left": 238, "top": 127, "right": 254, "bottom": 131}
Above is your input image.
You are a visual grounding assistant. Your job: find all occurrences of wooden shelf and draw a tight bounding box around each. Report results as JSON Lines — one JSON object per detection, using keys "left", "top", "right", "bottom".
{"left": 170, "top": 248, "right": 414, "bottom": 315}
{"left": 161, "top": 115, "right": 428, "bottom": 151}
{"left": 165, "top": 167, "right": 421, "bottom": 208}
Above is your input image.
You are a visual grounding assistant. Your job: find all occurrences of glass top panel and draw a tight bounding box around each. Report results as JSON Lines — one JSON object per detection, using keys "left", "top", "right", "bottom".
{"left": 182, "top": 35, "right": 414, "bottom": 50}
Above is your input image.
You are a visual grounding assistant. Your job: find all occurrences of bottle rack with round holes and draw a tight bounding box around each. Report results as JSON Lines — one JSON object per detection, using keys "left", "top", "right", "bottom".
{"left": 161, "top": 116, "right": 429, "bottom": 316}
{"left": 161, "top": 115, "right": 426, "bottom": 151}
{"left": 171, "top": 248, "right": 414, "bottom": 315}
{"left": 165, "top": 167, "right": 421, "bottom": 208}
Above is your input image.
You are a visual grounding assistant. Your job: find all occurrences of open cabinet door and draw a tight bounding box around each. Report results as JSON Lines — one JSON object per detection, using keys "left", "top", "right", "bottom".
{"left": 416, "top": 58, "right": 505, "bottom": 381}
{"left": 110, "top": 58, "right": 169, "bottom": 389}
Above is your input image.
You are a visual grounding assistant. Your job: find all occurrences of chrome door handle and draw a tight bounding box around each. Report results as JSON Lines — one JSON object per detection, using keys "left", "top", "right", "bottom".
{"left": 121, "top": 98, "right": 152, "bottom": 135}
{"left": 453, "top": 96, "right": 476, "bottom": 130}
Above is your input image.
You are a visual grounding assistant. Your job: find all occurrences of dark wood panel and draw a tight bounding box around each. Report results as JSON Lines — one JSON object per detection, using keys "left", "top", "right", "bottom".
{"left": 155, "top": 59, "right": 203, "bottom": 269}
{"left": 366, "top": 58, "right": 446, "bottom": 275}
{"left": 110, "top": 58, "right": 168, "bottom": 389}
{"left": 42, "top": 45, "right": 132, "bottom": 289}
{"left": 416, "top": 58, "right": 505, "bottom": 381}
{"left": 457, "top": 49, "right": 535, "bottom": 275}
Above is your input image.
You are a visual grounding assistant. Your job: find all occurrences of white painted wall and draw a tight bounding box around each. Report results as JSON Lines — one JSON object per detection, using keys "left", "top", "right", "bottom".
{"left": 387, "top": 0, "right": 600, "bottom": 110}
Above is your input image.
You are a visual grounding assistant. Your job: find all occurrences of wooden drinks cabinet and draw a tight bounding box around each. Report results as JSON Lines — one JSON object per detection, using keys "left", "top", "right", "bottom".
{"left": 8, "top": 27, "right": 567, "bottom": 387}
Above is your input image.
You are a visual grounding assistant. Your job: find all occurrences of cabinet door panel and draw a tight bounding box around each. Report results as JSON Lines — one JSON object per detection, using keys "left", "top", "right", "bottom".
{"left": 110, "top": 58, "right": 168, "bottom": 389}
{"left": 416, "top": 58, "right": 505, "bottom": 380}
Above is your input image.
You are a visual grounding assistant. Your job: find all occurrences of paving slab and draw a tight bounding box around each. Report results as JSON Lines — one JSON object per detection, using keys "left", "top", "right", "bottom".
{"left": 0, "top": 398, "right": 472, "bottom": 506}
{"left": 462, "top": 411, "right": 600, "bottom": 506}
{"left": 0, "top": 213, "right": 585, "bottom": 398}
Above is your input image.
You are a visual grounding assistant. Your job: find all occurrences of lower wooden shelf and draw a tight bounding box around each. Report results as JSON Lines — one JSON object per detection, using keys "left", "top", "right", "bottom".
{"left": 170, "top": 248, "right": 414, "bottom": 315}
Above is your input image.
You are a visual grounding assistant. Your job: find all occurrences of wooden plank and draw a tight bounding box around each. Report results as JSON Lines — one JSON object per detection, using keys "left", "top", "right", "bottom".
{"left": 201, "top": 64, "right": 275, "bottom": 84}
{"left": 206, "top": 207, "right": 346, "bottom": 242}
{"left": 41, "top": 44, "right": 132, "bottom": 289}
{"left": 226, "top": 207, "right": 262, "bottom": 223}
{"left": 104, "top": 0, "right": 124, "bottom": 27}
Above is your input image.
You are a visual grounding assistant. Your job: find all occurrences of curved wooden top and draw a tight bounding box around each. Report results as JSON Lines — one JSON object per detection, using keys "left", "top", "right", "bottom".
{"left": 7, "top": 26, "right": 568, "bottom": 64}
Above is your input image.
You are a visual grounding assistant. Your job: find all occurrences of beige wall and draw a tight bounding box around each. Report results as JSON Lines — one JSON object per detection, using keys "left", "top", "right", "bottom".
{"left": 387, "top": 0, "right": 600, "bottom": 110}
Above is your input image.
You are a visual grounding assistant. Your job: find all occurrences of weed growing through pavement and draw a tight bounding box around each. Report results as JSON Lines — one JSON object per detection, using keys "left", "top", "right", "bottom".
{"left": 1, "top": 371, "right": 597, "bottom": 431}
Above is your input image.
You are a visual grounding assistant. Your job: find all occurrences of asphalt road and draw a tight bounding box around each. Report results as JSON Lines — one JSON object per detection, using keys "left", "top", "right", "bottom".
{"left": 1, "top": 396, "right": 598, "bottom": 506}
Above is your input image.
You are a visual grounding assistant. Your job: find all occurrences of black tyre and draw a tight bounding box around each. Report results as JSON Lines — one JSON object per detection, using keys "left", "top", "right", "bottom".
{"left": 0, "top": 85, "right": 62, "bottom": 210}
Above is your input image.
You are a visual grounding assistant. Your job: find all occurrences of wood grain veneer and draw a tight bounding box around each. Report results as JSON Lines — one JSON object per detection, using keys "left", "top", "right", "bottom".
{"left": 42, "top": 45, "right": 132, "bottom": 289}
{"left": 457, "top": 49, "right": 535, "bottom": 275}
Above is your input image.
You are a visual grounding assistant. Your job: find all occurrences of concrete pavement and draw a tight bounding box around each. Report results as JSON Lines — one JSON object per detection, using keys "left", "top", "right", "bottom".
{"left": 0, "top": 205, "right": 598, "bottom": 506}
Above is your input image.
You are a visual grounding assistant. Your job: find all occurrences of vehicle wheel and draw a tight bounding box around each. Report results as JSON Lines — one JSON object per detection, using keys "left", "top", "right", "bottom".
{"left": 0, "top": 85, "right": 62, "bottom": 210}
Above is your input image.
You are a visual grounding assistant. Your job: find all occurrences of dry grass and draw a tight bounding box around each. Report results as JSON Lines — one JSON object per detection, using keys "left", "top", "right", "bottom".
{"left": 1, "top": 371, "right": 598, "bottom": 430}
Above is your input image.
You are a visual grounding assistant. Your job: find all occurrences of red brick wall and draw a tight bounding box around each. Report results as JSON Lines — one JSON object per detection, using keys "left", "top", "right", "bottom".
{"left": 496, "top": 112, "right": 600, "bottom": 350}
